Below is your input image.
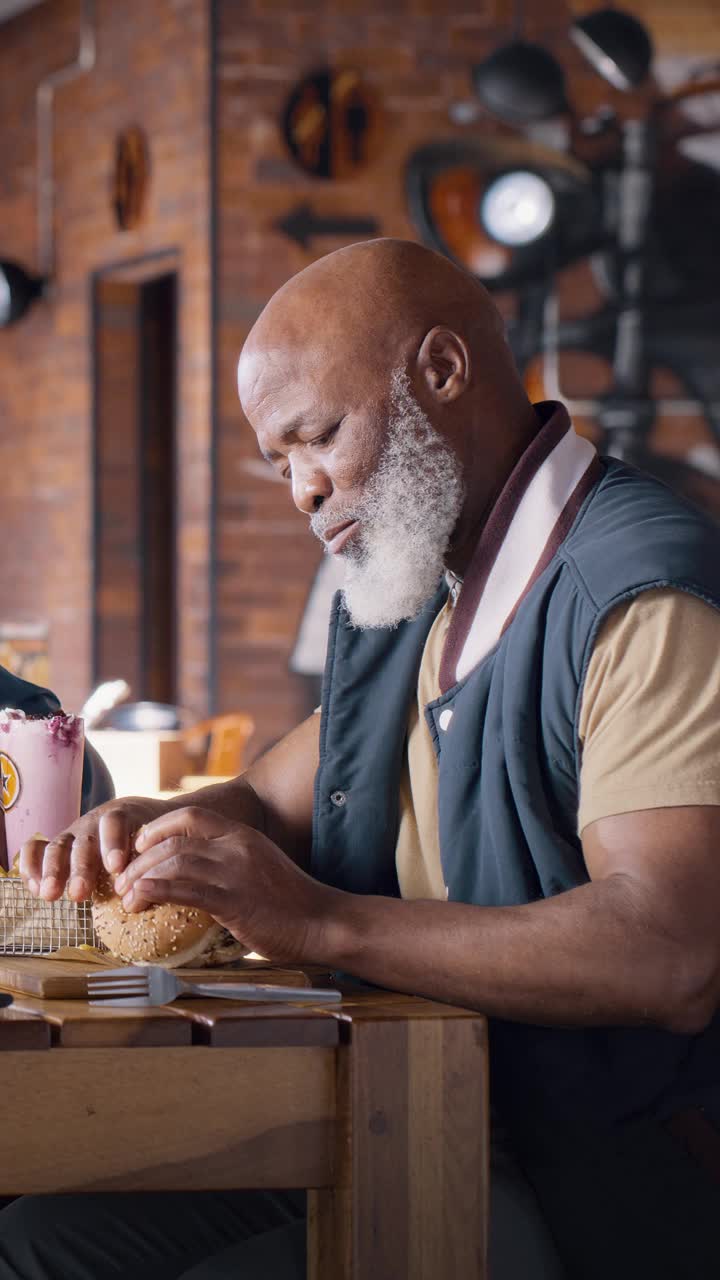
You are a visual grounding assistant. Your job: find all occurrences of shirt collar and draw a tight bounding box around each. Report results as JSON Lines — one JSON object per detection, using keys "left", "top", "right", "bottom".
{"left": 439, "top": 402, "right": 601, "bottom": 693}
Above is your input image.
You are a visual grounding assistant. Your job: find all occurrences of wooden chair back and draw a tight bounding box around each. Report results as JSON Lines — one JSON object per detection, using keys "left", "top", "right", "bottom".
{"left": 182, "top": 713, "right": 255, "bottom": 777}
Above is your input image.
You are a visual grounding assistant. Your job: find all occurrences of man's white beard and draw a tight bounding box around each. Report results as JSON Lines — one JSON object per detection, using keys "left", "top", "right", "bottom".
{"left": 311, "top": 370, "right": 465, "bottom": 629}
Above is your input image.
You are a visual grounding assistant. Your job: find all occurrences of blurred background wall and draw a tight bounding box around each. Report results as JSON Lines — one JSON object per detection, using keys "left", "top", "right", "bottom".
{"left": 0, "top": 0, "right": 718, "bottom": 756}
{"left": 0, "top": 0, "right": 211, "bottom": 718}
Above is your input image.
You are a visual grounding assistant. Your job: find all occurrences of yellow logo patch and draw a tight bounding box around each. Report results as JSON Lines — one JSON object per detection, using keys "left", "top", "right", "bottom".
{"left": 0, "top": 753, "right": 20, "bottom": 812}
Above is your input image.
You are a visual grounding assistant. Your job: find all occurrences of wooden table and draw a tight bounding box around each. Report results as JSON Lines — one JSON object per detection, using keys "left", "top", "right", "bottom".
{"left": 0, "top": 963, "right": 489, "bottom": 1279}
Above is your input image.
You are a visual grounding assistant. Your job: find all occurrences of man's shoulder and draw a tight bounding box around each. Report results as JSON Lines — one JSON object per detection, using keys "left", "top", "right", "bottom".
{"left": 563, "top": 460, "right": 720, "bottom": 607}
{"left": 579, "top": 458, "right": 718, "bottom": 535}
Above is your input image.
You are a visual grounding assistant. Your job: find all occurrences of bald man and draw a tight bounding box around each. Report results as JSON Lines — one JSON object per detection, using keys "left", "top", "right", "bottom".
{"left": 7, "top": 239, "right": 720, "bottom": 1279}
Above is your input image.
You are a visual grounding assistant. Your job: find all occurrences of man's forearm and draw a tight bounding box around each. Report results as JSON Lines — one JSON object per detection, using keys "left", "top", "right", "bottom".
{"left": 163, "top": 775, "right": 264, "bottom": 827}
{"left": 161, "top": 715, "right": 318, "bottom": 868}
{"left": 314, "top": 875, "right": 697, "bottom": 1032}
{"left": 162, "top": 775, "right": 311, "bottom": 869}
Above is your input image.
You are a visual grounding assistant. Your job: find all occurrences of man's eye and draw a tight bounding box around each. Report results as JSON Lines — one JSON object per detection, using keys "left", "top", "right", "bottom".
{"left": 311, "top": 424, "right": 338, "bottom": 448}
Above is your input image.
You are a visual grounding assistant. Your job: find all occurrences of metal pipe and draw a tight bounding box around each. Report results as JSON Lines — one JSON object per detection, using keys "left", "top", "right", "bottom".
{"left": 36, "top": 0, "right": 96, "bottom": 279}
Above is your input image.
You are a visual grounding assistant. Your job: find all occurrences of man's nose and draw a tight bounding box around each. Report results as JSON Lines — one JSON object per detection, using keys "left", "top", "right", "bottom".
{"left": 291, "top": 456, "right": 333, "bottom": 515}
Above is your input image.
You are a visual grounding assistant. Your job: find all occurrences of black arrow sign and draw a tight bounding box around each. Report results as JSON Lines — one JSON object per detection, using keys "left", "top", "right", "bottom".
{"left": 274, "top": 202, "right": 380, "bottom": 250}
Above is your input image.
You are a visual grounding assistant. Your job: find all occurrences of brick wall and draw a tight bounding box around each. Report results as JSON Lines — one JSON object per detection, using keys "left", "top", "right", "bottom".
{"left": 0, "top": 0, "right": 211, "bottom": 715}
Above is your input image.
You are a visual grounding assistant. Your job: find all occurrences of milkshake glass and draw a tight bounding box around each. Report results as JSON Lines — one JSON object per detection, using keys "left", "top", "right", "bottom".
{"left": 0, "top": 710, "right": 84, "bottom": 872}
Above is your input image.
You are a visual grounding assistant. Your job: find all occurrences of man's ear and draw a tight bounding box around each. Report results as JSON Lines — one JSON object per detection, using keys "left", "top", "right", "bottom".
{"left": 416, "top": 327, "right": 471, "bottom": 403}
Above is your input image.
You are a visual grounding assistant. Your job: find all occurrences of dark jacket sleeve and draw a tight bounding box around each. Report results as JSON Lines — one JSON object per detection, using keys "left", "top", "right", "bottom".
{"left": 80, "top": 742, "right": 115, "bottom": 811}
{"left": 0, "top": 667, "right": 115, "bottom": 814}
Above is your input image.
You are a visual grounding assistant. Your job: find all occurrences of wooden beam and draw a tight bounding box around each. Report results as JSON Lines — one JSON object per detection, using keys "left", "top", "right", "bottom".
{"left": 7, "top": 994, "right": 192, "bottom": 1048}
{"left": 0, "top": 1046, "right": 335, "bottom": 1194}
{"left": 308, "top": 1012, "right": 488, "bottom": 1280}
{"left": 0, "top": 1006, "right": 50, "bottom": 1051}
{"left": 180, "top": 1000, "right": 341, "bottom": 1048}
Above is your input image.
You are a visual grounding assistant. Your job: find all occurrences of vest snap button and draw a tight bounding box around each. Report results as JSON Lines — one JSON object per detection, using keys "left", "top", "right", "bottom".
{"left": 330, "top": 790, "right": 347, "bottom": 807}
{"left": 439, "top": 708, "right": 453, "bottom": 731}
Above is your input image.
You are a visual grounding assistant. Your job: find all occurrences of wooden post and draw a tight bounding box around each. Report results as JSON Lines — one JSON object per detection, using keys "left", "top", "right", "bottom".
{"left": 309, "top": 1009, "right": 489, "bottom": 1279}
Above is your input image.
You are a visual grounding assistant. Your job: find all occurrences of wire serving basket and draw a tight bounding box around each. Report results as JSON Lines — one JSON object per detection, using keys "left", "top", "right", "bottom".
{"left": 0, "top": 877, "right": 99, "bottom": 955}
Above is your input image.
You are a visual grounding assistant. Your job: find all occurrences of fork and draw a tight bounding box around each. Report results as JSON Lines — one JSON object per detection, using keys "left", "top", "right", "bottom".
{"left": 87, "top": 965, "right": 342, "bottom": 1008}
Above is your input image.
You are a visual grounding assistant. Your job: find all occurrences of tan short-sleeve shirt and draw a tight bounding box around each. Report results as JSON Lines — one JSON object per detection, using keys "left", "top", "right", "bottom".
{"left": 395, "top": 587, "right": 720, "bottom": 901}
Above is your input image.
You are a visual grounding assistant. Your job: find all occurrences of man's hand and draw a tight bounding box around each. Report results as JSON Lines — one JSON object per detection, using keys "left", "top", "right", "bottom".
{"left": 17, "top": 713, "right": 321, "bottom": 908}
{"left": 113, "top": 806, "right": 339, "bottom": 964}
{"left": 19, "top": 797, "right": 164, "bottom": 902}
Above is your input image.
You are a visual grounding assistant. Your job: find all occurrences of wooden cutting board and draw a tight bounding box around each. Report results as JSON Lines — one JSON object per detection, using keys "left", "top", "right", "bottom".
{"left": 0, "top": 957, "right": 332, "bottom": 1000}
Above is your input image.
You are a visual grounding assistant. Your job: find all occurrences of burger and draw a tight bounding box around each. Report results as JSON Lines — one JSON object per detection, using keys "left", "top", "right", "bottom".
{"left": 91, "top": 867, "right": 248, "bottom": 968}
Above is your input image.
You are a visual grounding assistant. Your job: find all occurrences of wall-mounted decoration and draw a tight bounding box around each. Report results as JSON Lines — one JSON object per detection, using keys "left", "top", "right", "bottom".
{"left": 0, "top": 260, "right": 44, "bottom": 328}
{"left": 416, "top": 5, "right": 720, "bottom": 517}
{"left": 274, "top": 202, "right": 380, "bottom": 250}
{"left": 112, "top": 126, "right": 150, "bottom": 231}
{"left": 283, "top": 68, "right": 379, "bottom": 179}
{"left": 405, "top": 137, "right": 597, "bottom": 292}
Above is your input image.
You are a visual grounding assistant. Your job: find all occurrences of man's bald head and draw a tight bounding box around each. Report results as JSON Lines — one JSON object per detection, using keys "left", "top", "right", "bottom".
{"left": 240, "top": 237, "right": 506, "bottom": 374}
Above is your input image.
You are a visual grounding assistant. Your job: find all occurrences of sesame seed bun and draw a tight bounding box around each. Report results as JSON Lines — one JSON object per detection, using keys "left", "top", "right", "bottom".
{"left": 91, "top": 869, "right": 247, "bottom": 968}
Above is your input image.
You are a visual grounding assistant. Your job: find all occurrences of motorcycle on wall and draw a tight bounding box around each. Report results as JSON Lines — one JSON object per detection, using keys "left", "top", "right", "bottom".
{"left": 406, "top": 7, "right": 720, "bottom": 518}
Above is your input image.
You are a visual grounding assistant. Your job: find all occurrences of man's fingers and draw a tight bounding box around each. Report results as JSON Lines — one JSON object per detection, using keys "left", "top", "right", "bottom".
{"left": 135, "top": 806, "right": 233, "bottom": 852}
{"left": 37, "top": 834, "right": 73, "bottom": 899}
{"left": 98, "top": 810, "right": 132, "bottom": 874}
{"left": 123, "top": 873, "right": 218, "bottom": 915}
{"left": 67, "top": 835, "right": 101, "bottom": 902}
{"left": 19, "top": 837, "right": 49, "bottom": 895}
{"left": 21, "top": 802, "right": 159, "bottom": 900}
{"left": 115, "top": 837, "right": 212, "bottom": 895}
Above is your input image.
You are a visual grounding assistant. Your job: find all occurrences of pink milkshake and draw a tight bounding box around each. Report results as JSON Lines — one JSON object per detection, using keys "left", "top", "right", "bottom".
{"left": 0, "top": 710, "right": 84, "bottom": 872}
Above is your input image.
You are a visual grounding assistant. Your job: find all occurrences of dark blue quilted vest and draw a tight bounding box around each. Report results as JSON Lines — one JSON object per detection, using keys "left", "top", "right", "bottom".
{"left": 312, "top": 458, "right": 720, "bottom": 1171}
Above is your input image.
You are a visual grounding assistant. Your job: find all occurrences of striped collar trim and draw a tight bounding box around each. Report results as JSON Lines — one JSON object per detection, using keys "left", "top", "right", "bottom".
{"left": 439, "top": 402, "right": 600, "bottom": 693}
